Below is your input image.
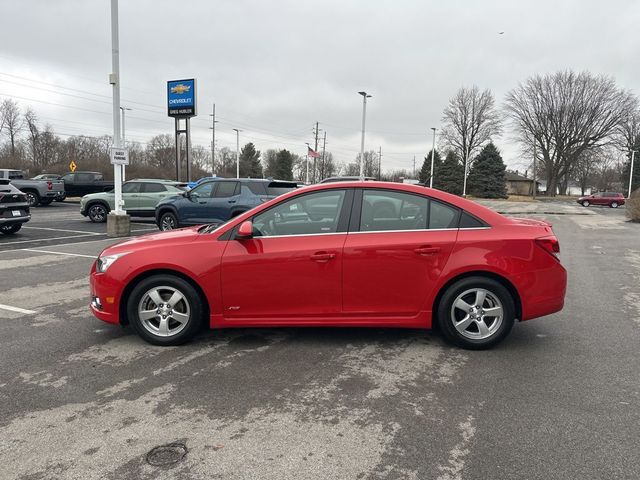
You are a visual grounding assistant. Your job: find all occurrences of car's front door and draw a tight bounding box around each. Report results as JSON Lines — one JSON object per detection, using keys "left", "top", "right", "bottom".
{"left": 181, "top": 182, "right": 215, "bottom": 225}
{"left": 342, "top": 189, "right": 458, "bottom": 317}
{"left": 121, "top": 181, "right": 142, "bottom": 211}
{"left": 220, "top": 189, "right": 352, "bottom": 320}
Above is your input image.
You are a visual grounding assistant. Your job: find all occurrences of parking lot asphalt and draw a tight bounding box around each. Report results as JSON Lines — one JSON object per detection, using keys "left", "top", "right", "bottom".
{"left": 0, "top": 201, "right": 639, "bottom": 479}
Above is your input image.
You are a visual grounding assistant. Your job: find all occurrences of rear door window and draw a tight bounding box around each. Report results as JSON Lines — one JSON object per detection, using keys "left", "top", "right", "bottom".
{"left": 429, "top": 201, "right": 461, "bottom": 229}
{"left": 360, "top": 190, "right": 429, "bottom": 232}
{"left": 142, "top": 183, "right": 167, "bottom": 193}
{"left": 214, "top": 182, "right": 239, "bottom": 198}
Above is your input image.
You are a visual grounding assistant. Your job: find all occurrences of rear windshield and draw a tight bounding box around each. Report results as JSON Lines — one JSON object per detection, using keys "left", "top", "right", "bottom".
{"left": 266, "top": 181, "right": 297, "bottom": 196}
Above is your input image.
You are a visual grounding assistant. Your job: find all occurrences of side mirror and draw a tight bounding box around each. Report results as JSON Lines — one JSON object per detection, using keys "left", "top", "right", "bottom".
{"left": 236, "top": 220, "right": 253, "bottom": 240}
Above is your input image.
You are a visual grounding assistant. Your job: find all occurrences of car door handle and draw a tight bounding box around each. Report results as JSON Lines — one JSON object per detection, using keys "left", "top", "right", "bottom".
{"left": 414, "top": 246, "right": 440, "bottom": 256}
{"left": 310, "top": 252, "right": 336, "bottom": 262}
{"left": 228, "top": 200, "right": 236, "bottom": 204}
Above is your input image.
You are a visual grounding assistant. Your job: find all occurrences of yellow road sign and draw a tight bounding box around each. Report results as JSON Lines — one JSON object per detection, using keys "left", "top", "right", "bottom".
{"left": 69, "top": 160, "right": 77, "bottom": 172}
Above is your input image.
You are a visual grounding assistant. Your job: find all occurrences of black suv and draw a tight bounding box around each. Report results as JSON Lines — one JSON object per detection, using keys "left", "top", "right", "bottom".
{"left": 155, "top": 178, "right": 297, "bottom": 230}
{"left": 0, "top": 180, "right": 31, "bottom": 234}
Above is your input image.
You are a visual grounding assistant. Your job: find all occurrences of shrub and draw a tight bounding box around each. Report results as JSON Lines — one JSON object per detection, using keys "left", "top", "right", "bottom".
{"left": 627, "top": 188, "right": 640, "bottom": 222}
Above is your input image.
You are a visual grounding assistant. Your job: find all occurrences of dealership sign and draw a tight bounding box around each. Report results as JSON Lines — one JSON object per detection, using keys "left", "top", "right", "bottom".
{"left": 167, "top": 79, "right": 197, "bottom": 117}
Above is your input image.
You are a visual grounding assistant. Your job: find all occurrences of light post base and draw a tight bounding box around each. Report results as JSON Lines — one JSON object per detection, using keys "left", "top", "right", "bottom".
{"left": 107, "top": 212, "right": 131, "bottom": 237}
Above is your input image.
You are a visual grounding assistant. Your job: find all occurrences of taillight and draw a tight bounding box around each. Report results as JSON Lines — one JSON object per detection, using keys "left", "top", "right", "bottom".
{"left": 47, "top": 181, "right": 53, "bottom": 190}
{"left": 536, "top": 236, "right": 560, "bottom": 260}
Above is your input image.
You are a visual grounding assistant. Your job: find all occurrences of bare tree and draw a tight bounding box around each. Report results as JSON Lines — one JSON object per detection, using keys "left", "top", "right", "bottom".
{"left": 24, "top": 108, "right": 41, "bottom": 167}
{"left": 441, "top": 86, "right": 502, "bottom": 194}
{"left": 505, "top": 70, "right": 636, "bottom": 196}
{"left": 1, "top": 99, "right": 23, "bottom": 160}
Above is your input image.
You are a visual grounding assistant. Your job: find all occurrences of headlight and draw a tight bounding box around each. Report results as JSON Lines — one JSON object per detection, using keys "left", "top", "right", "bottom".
{"left": 96, "top": 252, "right": 128, "bottom": 273}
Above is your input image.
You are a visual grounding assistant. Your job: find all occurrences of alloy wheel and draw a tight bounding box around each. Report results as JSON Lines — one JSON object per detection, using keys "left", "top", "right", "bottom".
{"left": 137, "top": 286, "right": 191, "bottom": 337}
{"left": 161, "top": 214, "right": 176, "bottom": 230}
{"left": 89, "top": 204, "right": 107, "bottom": 222}
{"left": 450, "top": 288, "right": 504, "bottom": 340}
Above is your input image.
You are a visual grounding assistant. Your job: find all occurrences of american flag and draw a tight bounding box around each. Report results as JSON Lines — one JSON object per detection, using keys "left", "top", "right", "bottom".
{"left": 307, "top": 146, "right": 320, "bottom": 158}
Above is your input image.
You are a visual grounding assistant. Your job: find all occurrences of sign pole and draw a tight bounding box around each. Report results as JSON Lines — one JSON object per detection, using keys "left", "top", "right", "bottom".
{"left": 186, "top": 117, "right": 192, "bottom": 182}
{"left": 107, "top": 0, "right": 130, "bottom": 237}
{"left": 175, "top": 118, "right": 181, "bottom": 182}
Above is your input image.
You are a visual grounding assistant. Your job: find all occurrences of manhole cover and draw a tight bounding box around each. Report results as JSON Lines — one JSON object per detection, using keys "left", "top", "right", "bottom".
{"left": 146, "top": 442, "right": 188, "bottom": 466}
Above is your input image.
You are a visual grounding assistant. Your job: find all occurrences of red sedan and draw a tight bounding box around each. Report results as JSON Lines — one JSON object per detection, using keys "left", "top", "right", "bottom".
{"left": 90, "top": 182, "right": 566, "bottom": 349}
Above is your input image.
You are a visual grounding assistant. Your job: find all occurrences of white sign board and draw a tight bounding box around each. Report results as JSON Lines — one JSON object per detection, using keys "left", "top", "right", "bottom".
{"left": 110, "top": 147, "right": 129, "bottom": 165}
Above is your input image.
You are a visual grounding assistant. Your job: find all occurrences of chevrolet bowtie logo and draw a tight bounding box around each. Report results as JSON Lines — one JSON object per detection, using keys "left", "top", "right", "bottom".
{"left": 170, "top": 84, "right": 191, "bottom": 94}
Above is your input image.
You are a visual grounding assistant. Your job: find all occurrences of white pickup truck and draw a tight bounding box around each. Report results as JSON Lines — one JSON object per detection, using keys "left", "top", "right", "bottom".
{"left": 0, "top": 169, "right": 65, "bottom": 207}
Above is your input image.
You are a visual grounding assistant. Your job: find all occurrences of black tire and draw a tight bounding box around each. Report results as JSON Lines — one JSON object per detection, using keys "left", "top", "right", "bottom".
{"left": 55, "top": 195, "right": 66, "bottom": 202}
{"left": 436, "top": 276, "right": 515, "bottom": 350}
{"left": 127, "top": 274, "right": 204, "bottom": 346}
{"left": 582, "top": 200, "right": 590, "bottom": 207}
{"left": 159, "top": 211, "right": 178, "bottom": 231}
{"left": 24, "top": 191, "right": 40, "bottom": 207}
{"left": 610, "top": 202, "right": 618, "bottom": 208}
{"left": 0, "top": 224, "right": 22, "bottom": 235}
{"left": 39, "top": 198, "right": 54, "bottom": 206}
{"left": 87, "top": 203, "right": 108, "bottom": 223}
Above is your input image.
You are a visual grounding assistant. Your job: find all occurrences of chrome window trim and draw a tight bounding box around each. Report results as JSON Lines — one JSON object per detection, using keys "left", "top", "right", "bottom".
{"left": 248, "top": 226, "right": 491, "bottom": 239}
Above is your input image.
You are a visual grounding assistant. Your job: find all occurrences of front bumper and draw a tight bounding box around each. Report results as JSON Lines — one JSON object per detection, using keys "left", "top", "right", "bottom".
{"left": 89, "top": 263, "right": 123, "bottom": 325}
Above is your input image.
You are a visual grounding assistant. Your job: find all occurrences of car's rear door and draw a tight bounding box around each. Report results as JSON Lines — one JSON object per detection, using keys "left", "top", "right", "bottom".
{"left": 138, "top": 182, "right": 177, "bottom": 213}
{"left": 220, "top": 188, "right": 352, "bottom": 320}
{"left": 342, "top": 188, "right": 458, "bottom": 318}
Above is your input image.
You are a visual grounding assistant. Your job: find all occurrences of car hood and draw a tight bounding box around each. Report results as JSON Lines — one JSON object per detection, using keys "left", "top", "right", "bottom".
{"left": 101, "top": 226, "right": 201, "bottom": 255}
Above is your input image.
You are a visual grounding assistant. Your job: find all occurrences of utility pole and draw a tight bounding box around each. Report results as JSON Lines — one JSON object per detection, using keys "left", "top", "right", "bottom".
{"left": 313, "top": 121, "right": 320, "bottom": 183}
{"left": 120, "top": 106, "right": 131, "bottom": 181}
{"left": 209, "top": 104, "right": 217, "bottom": 176}
{"left": 305, "top": 143, "right": 310, "bottom": 184}
{"left": 378, "top": 146, "right": 382, "bottom": 180}
{"left": 320, "top": 131, "right": 327, "bottom": 181}
{"left": 629, "top": 150, "right": 636, "bottom": 198}
{"left": 233, "top": 128, "right": 241, "bottom": 179}
{"left": 413, "top": 155, "right": 416, "bottom": 178}
{"left": 533, "top": 142, "right": 537, "bottom": 199}
{"left": 429, "top": 127, "right": 436, "bottom": 188}
{"left": 358, "top": 91, "right": 372, "bottom": 180}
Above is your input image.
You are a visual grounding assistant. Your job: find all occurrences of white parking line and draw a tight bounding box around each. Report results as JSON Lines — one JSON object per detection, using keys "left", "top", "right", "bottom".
{"left": 22, "top": 226, "right": 101, "bottom": 235}
{"left": 21, "top": 249, "right": 96, "bottom": 259}
{"left": 0, "top": 303, "right": 37, "bottom": 315}
{"left": 0, "top": 234, "right": 99, "bottom": 245}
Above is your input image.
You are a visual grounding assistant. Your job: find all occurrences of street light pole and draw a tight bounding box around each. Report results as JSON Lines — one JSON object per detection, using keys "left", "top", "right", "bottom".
{"left": 462, "top": 146, "right": 470, "bottom": 197}
{"left": 233, "top": 128, "right": 241, "bottom": 179}
{"left": 119, "top": 106, "right": 131, "bottom": 181}
{"left": 110, "top": 0, "right": 122, "bottom": 214}
{"left": 629, "top": 150, "right": 636, "bottom": 198}
{"left": 209, "top": 104, "right": 217, "bottom": 176}
{"left": 358, "top": 91, "right": 372, "bottom": 180}
{"left": 429, "top": 127, "right": 436, "bottom": 188}
{"left": 305, "top": 143, "right": 310, "bottom": 184}
{"left": 533, "top": 141, "right": 537, "bottom": 199}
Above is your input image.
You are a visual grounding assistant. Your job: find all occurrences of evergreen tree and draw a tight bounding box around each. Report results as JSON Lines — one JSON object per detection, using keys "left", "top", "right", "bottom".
{"left": 467, "top": 142, "right": 508, "bottom": 198}
{"left": 274, "top": 149, "right": 294, "bottom": 180}
{"left": 239, "top": 142, "right": 262, "bottom": 178}
{"left": 622, "top": 136, "right": 640, "bottom": 195}
{"left": 434, "top": 150, "right": 464, "bottom": 195}
{"left": 419, "top": 149, "right": 442, "bottom": 185}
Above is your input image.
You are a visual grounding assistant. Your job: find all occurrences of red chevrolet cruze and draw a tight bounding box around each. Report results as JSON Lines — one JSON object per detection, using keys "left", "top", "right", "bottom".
{"left": 90, "top": 182, "right": 566, "bottom": 349}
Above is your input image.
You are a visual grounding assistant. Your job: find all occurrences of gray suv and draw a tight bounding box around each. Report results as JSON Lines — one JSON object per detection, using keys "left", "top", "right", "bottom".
{"left": 0, "top": 180, "right": 31, "bottom": 234}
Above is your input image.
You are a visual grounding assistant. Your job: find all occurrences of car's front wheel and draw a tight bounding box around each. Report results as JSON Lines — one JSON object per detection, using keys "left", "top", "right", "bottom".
{"left": 582, "top": 200, "right": 590, "bottom": 207}
{"left": 437, "top": 277, "right": 515, "bottom": 350}
{"left": 88, "top": 203, "right": 108, "bottom": 223}
{"left": 127, "top": 275, "right": 204, "bottom": 346}
{"left": 610, "top": 202, "right": 619, "bottom": 208}
{"left": 159, "top": 211, "right": 178, "bottom": 231}
{"left": 0, "top": 224, "right": 22, "bottom": 235}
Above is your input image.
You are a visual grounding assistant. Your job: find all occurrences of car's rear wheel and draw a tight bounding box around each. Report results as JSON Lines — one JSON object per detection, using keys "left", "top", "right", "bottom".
{"left": 610, "top": 202, "right": 619, "bottom": 208}
{"left": 88, "top": 203, "right": 108, "bottom": 223}
{"left": 159, "top": 211, "right": 178, "bottom": 231}
{"left": 437, "top": 277, "right": 515, "bottom": 350}
{"left": 55, "top": 195, "right": 66, "bottom": 202}
{"left": 127, "top": 274, "right": 203, "bottom": 346}
{"left": 582, "top": 200, "right": 590, "bottom": 207}
{"left": 24, "top": 191, "right": 40, "bottom": 207}
{"left": 0, "top": 224, "right": 22, "bottom": 235}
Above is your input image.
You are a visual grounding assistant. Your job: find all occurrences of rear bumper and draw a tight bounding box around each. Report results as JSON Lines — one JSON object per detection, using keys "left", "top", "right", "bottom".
{"left": 518, "top": 261, "right": 567, "bottom": 321}
{"left": 0, "top": 214, "right": 30, "bottom": 224}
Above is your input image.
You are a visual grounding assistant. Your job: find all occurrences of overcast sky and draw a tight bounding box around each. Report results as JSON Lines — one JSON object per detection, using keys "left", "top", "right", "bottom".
{"left": 1, "top": 0, "right": 639, "bottom": 173}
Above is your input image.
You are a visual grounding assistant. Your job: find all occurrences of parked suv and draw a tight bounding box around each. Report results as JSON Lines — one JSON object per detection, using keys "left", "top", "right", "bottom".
{"left": 577, "top": 192, "right": 625, "bottom": 208}
{"left": 155, "top": 178, "right": 297, "bottom": 230}
{"left": 0, "top": 180, "right": 30, "bottom": 234}
{"left": 80, "top": 179, "right": 185, "bottom": 222}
